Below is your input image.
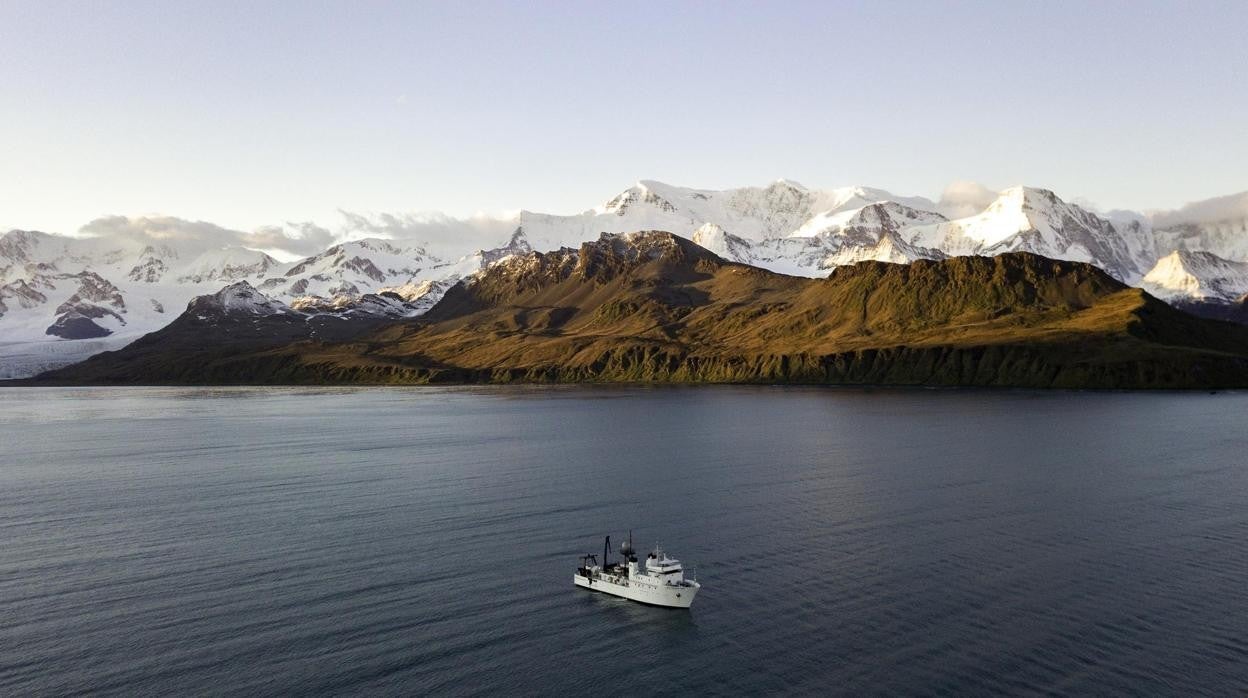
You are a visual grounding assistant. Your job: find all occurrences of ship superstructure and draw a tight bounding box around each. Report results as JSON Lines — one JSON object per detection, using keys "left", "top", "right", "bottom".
{"left": 574, "top": 533, "right": 700, "bottom": 608}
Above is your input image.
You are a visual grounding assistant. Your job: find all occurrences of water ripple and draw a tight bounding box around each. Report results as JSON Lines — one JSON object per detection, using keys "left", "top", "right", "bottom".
{"left": 1, "top": 386, "right": 1247, "bottom": 695}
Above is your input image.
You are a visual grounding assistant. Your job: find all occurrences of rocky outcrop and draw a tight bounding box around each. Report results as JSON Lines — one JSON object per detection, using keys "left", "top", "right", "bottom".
{"left": 57, "top": 271, "right": 126, "bottom": 312}
{"left": 46, "top": 311, "right": 115, "bottom": 339}
{"left": 0, "top": 279, "right": 48, "bottom": 317}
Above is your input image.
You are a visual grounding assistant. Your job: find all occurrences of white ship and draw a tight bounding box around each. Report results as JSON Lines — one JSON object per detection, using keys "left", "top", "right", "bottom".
{"left": 574, "top": 533, "right": 700, "bottom": 608}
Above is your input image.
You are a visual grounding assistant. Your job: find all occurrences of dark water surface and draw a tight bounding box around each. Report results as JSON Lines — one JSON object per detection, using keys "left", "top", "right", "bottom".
{"left": 2, "top": 386, "right": 1247, "bottom": 695}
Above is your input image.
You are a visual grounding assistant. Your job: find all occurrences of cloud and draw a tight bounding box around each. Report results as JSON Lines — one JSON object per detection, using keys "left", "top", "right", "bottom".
{"left": 78, "top": 215, "right": 344, "bottom": 261}
{"left": 1149, "top": 190, "right": 1248, "bottom": 228}
{"left": 936, "top": 181, "right": 998, "bottom": 219}
{"left": 79, "top": 215, "right": 252, "bottom": 255}
{"left": 335, "top": 209, "right": 518, "bottom": 256}
{"left": 76, "top": 210, "right": 522, "bottom": 263}
{"left": 1099, "top": 208, "right": 1149, "bottom": 228}
{"left": 1071, "top": 197, "right": 1101, "bottom": 212}
{"left": 80, "top": 215, "right": 241, "bottom": 243}
{"left": 241, "top": 222, "right": 337, "bottom": 258}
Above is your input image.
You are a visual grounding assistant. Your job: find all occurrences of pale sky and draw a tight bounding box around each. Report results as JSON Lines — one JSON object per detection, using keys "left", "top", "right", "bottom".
{"left": 2, "top": 0, "right": 1246, "bottom": 236}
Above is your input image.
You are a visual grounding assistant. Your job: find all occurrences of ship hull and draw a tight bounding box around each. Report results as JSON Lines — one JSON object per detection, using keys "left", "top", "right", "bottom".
{"left": 574, "top": 573, "right": 697, "bottom": 608}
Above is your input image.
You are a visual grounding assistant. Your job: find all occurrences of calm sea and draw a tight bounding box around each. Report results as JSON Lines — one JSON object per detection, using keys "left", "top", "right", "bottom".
{"left": 1, "top": 386, "right": 1246, "bottom": 695}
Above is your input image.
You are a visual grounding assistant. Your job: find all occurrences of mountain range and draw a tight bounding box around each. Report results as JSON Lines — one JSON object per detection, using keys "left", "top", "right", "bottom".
{"left": 38, "top": 232, "right": 1248, "bottom": 388}
{"left": 4, "top": 179, "right": 1248, "bottom": 380}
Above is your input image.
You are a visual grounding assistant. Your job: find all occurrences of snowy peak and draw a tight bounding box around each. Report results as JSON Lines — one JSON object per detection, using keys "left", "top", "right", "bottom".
{"left": 813, "top": 186, "right": 937, "bottom": 216}
{"left": 724, "top": 180, "right": 813, "bottom": 226}
{"left": 272, "top": 237, "right": 442, "bottom": 300}
{"left": 987, "top": 186, "right": 1102, "bottom": 236}
{"left": 602, "top": 181, "right": 682, "bottom": 216}
{"left": 179, "top": 247, "right": 280, "bottom": 284}
{"left": 691, "top": 223, "right": 755, "bottom": 263}
{"left": 902, "top": 185, "right": 1147, "bottom": 282}
{"left": 992, "top": 185, "right": 1053, "bottom": 207}
{"left": 821, "top": 230, "right": 949, "bottom": 269}
{"left": 285, "top": 238, "right": 432, "bottom": 277}
{"left": 791, "top": 201, "right": 947, "bottom": 241}
{"left": 0, "top": 230, "right": 53, "bottom": 264}
{"left": 1149, "top": 192, "right": 1248, "bottom": 264}
{"left": 685, "top": 200, "right": 948, "bottom": 276}
{"left": 478, "top": 227, "right": 532, "bottom": 265}
{"left": 936, "top": 185, "right": 1066, "bottom": 248}
{"left": 190, "top": 281, "right": 293, "bottom": 316}
{"left": 1141, "top": 250, "right": 1248, "bottom": 302}
{"left": 127, "top": 245, "right": 176, "bottom": 283}
{"left": 512, "top": 179, "right": 945, "bottom": 257}
{"left": 326, "top": 229, "right": 542, "bottom": 318}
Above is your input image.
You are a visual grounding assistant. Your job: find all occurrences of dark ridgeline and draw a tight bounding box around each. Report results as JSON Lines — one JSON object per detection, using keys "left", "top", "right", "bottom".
{"left": 36, "top": 232, "right": 1248, "bottom": 388}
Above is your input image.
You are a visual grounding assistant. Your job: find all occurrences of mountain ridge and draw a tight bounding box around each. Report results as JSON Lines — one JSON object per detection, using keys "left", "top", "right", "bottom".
{"left": 36, "top": 232, "right": 1248, "bottom": 389}
{"left": 5, "top": 178, "right": 1248, "bottom": 378}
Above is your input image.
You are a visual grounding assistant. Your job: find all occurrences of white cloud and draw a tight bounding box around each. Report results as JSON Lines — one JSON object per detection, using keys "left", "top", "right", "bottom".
{"left": 1150, "top": 191, "right": 1248, "bottom": 228}
{"left": 79, "top": 215, "right": 250, "bottom": 255}
{"left": 335, "top": 209, "right": 518, "bottom": 256}
{"left": 75, "top": 209, "right": 522, "bottom": 263}
{"left": 78, "top": 215, "right": 345, "bottom": 260}
{"left": 1099, "top": 208, "right": 1149, "bottom": 228}
{"left": 241, "top": 222, "right": 337, "bottom": 258}
{"left": 937, "top": 181, "right": 997, "bottom": 219}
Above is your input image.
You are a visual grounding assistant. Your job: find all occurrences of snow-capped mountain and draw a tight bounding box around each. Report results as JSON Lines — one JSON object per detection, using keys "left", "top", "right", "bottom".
{"left": 191, "top": 281, "right": 294, "bottom": 317}
{"left": 512, "top": 181, "right": 952, "bottom": 276}
{"left": 1141, "top": 250, "right": 1248, "bottom": 303}
{"left": 511, "top": 181, "right": 1160, "bottom": 283}
{"left": 0, "top": 225, "right": 535, "bottom": 377}
{"left": 514, "top": 180, "right": 941, "bottom": 252}
{"left": 266, "top": 239, "right": 435, "bottom": 298}
{"left": 5, "top": 177, "right": 1248, "bottom": 379}
{"left": 191, "top": 280, "right": 433, "bottom": 322}
{"left": 901, "top": 186, "right": 1151, "bottom": 282}
{"left": 0, "top": 230, "right": 277, "bottom": 342}
{"left": 177, "top": 247, "right": 281, "bottom": 284}
{"left": 378, "top": 228, "right": 533, "bottom": 308}
{"left": 821, "top": 231, "right": 950, "bottom": 268}
{"left": 1147, "top": 191, "right": 1248, "bottom": 263}
{"left": 0, "top": 231, "right": 289, "bottom": 377}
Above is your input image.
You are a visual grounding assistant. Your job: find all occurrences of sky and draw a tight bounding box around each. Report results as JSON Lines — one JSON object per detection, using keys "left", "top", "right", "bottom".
{"left": 1, "top": 0, "right": 1246, "bottom": 237}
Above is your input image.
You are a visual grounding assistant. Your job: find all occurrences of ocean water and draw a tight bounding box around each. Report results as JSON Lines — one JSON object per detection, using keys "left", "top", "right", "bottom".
{"left": 1, "top": 386, "right": 1247, "bottom": 696}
